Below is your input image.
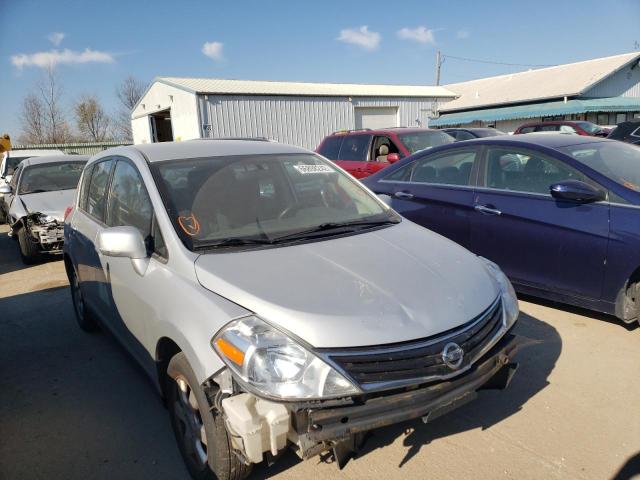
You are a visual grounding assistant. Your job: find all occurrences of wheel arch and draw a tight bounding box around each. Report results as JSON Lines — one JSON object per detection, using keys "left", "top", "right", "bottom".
{"left": 156, "top": 336, "right": 183, "bottom": 400}
{"left": 615, "top": 266, "right": 640, "bottom": 323}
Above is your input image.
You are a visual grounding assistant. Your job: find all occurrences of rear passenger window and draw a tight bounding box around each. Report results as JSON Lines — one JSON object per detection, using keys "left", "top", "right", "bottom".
{"left": 519, "top": 127, "right": 536, "bottom": 134}
{"left": 107, "top": 160, "right": 153, "bottom": 243}
{"left": 338, "top": 135, "right": 372, "bottom": 161}
{"left": 485, "top": 147, "right": 588, "bottom": 195}
{"left": 86, "top": 159, "right": 114, "bottom": 222}
{"left": 410, "top": 150, "right": 477, "bottom": 186}
{"left": 538, "top": 124, "right": 559, "bottom": 132}
{"left": 318, "top": 137, "right": 344, "bottom": 160}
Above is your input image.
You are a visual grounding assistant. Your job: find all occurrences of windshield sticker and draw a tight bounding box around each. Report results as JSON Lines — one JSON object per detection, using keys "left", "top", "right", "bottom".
{"left": 293, "top": 164, "right": 334, "bottom": 174}
{"left": 178, "top": 214, "right": 201, "bottom": 236}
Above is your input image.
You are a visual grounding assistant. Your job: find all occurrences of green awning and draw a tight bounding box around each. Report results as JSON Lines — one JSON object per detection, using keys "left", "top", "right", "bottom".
{"left": 430, "top": 97, "right": 640, "bottom": 126}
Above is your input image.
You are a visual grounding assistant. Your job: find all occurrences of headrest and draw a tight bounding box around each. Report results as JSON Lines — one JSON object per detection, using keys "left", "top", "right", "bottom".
{"left": 378, "top": 145, "right": 389, "bottom": 155}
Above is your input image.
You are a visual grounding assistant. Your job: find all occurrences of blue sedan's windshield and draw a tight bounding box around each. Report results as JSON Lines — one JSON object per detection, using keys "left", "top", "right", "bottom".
{"left": 559, "top": 141, "right": 640, "bottom": 192}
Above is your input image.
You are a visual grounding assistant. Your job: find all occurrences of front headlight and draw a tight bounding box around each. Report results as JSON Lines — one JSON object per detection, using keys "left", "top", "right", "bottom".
{"left": 36, "top": 214, "right": 56, "bottom": 224}
{"left": 212, "top": 316, "right": 360, "bottom": 400}
{"left": 480, "top": 257, "right": 519, "bottom": 328}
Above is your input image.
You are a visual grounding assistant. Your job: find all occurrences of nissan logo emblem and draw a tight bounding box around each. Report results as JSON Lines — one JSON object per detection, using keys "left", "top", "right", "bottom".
{"left": 442, "top": 342, "right": 464, "bottom": 370}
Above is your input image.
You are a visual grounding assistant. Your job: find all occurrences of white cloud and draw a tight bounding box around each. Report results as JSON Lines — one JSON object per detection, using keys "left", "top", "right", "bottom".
{"left": 397, "top": 26, "right": 435, "bottom": 45}
{"left": 337, "top": 26, "right": 380, "bottom": 51}
{"left": 457, "top": 30, "right": 470, "bottom": 39}
{"left": 11, "top": 48, "right": 114, "bottom": 69}
{"left": 202, "top": 41, "right": 224, "bottom": 61}
{"left": 47, "top": 32, "right": 65, "bottom": 46}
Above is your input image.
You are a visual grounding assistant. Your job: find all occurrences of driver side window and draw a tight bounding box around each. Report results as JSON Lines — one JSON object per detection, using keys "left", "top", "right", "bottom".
{"left": 485, "top": 147, "right": 588, "bottom": 195}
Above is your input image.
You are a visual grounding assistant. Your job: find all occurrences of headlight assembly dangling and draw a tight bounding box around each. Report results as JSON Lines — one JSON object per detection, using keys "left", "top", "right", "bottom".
{"left": 36, "top": 214, "right": 56, "bottom": 224}
{"left": 480, "top": 257, "right": 519, "bottom": 328}
{"left": 212, "top": 316, "right": 360, "bottom": 400}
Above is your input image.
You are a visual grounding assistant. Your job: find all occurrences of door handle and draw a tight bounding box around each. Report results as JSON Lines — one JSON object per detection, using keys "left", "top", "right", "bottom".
{"left": 474, "top": 204, "right": 502, "bottom": 215}
{"left": 394, "top": 191, "right": 414, "bottom": 200}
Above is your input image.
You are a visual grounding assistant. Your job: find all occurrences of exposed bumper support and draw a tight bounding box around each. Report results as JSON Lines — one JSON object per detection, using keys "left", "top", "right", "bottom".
{"left": 297, "top": 332, "right": 530, "bottom": 449}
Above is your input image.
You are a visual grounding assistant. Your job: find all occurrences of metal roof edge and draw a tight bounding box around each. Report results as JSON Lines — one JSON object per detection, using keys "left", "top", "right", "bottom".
{"left": 578, "top": 53, "right": 640, "bottom": 95}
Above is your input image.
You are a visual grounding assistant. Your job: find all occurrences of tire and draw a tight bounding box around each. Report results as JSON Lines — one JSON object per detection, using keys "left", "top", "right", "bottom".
{"left": 17, "top": 226, "right": 41, "bottom": 265}
{"left": 69, "top": 267, "right": 99, "bottom": 332}
{"left": 167, "top": 352, "right": 252, "bottom": 480}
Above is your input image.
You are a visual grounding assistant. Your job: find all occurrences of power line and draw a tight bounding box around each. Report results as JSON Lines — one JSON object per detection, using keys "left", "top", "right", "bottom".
{"left": 442, "top": 54, "right": 556, "bottom": 68}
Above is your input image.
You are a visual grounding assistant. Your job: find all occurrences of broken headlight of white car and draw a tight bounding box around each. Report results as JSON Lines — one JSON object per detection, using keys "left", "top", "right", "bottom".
{"left": 212, "top": 316, "right": 360, "bottom": 400}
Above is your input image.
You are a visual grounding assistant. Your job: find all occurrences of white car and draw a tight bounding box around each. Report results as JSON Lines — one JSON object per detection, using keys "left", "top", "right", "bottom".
{"left": 63, "top": 139, "right": 524, "bottom": 478}
{"left": 0, "top": 155, "right": 87, "bottom": 263}
{"left": 0, "top": 149, "right": 62, "bottom": 223}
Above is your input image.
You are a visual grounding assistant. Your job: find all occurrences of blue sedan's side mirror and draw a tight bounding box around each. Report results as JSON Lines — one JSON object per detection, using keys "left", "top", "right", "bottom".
{"left": 550, "top": 180, "right": 606, "bottom": 203}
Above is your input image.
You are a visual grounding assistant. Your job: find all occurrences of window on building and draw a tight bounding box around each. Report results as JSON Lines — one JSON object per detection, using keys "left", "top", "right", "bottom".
{"left": 597, "top": 113, "right": 609, "bottom": 125}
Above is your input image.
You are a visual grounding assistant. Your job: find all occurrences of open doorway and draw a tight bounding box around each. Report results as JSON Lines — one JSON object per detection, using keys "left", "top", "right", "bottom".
{"left": 150, "top": 109, "right": 173, "bottom": 142}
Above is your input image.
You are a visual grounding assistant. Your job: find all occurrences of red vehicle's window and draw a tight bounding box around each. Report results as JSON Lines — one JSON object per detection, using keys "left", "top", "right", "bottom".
{"left": 318, "top": 136, "right": 343, "bottom": 160}
{"left": 338, "top": 135, "right": 371, "bottom": 161}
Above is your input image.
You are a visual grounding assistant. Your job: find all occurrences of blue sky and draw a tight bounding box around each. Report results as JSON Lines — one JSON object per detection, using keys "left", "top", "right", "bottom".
{"left": 1, "top": 0, "right": 639, "bottom": 138}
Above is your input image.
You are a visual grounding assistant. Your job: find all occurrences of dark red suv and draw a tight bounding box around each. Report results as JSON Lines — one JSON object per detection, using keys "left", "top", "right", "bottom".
{"left": 513, "top": 121, "right": 608, "bottom": 137}
{"left": 316, "top": 128, "right": 453, "bottom": 178}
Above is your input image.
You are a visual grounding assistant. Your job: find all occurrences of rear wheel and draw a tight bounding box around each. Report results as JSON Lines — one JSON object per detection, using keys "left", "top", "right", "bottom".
{"left": 167, "top": 352, "right": 251, "bottom": 480}
{"left": 17, "top": 227, "right": 41, "bottom": 264}
{"left": 69, "top": 267, "right": 99, "bottom": 332}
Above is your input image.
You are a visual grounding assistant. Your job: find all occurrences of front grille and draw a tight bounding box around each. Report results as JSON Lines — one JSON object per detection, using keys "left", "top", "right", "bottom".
{"left": 324, "top": 298, "right": 503, "bottom": 388}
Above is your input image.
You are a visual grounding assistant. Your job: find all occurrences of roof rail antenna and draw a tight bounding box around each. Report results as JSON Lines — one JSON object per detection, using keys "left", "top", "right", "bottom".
{"left": 197, "top": 137, "right": 272, "bottom": 142}
{"left": 331, "top": 128, "right": 372, "bottom": 135}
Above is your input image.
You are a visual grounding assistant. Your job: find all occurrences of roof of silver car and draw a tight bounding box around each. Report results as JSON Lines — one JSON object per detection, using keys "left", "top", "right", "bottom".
{"left": 22, "top": 154, "right": 89, "bottom": 167}
{"left": 123, "top": 139, "right": 311, "bottom": 163}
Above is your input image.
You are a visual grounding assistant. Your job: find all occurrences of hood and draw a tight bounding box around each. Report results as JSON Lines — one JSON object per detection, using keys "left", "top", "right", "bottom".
{"left": 21, "top": 189, "right": 76, "bottom": 221}
{"left": 195, "top": 221, "right": 499, "bottom": 348}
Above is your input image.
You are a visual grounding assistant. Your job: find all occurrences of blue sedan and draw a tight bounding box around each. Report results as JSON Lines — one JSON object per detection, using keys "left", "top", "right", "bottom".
{"left": 363, "top": 134, "right": 640, "bottom": 325}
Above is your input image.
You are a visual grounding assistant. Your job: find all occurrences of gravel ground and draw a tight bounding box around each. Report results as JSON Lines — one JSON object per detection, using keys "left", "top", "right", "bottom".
{"left": 1, "top": 223, "right": 639, "bottom": 480}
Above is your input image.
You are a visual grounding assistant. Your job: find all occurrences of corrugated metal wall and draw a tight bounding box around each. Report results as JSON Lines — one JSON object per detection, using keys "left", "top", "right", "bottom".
{"left": 583, "top": 62, "right": 640, "bottom": 98}
{"left": 197, "top": 95, "right": 438, "bottom": 150}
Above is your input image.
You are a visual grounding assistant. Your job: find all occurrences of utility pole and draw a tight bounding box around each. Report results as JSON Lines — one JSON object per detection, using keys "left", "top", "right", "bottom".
{"left": 435, "top": 50, "right": 442, "bottom": 86}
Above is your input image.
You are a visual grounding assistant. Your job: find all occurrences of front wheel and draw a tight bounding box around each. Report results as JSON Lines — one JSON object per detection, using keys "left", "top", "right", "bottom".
{"left": 17, "top": 227, "right": 41, "bottom": 265}
{"left": 167, "top": 352, "right": 252, "bottom": 480}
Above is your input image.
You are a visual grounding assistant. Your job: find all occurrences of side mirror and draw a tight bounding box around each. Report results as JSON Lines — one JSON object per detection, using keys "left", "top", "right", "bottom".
{"left": 97, "top": 226, "right": 149, "bottom": 275}
{"left": 0, "top": 185, "right": 11, "bottom": 194}
{"left": 550, "top": 180, "right": 606, "bottom": 203}
{"left": 387, "top": 153, "right": 401, "bottom": 164}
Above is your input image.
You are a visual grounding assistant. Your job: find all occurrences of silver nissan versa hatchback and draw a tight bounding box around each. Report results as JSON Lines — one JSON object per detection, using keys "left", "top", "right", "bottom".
{"left": 64, "top": 139, "right": 524, "bottom": 479}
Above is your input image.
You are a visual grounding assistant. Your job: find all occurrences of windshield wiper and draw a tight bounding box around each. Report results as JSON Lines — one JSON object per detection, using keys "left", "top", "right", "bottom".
{"left": 20, "top": 189, "right": 49, "bottom": 195}
{"left": 195, "top": 237, "right": 274, "bottom": 250}
{"left": 271, "top": 218, "right": 399, "bottom": 242}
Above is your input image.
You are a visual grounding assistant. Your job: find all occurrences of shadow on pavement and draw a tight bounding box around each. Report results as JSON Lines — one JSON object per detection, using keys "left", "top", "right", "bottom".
{"left": 253, "top": 311, "right": 562, "bottom": 476}
{"left": 612, "top": 451, "right": 640, "bottom": 480}
{"left": 0, "top": 225, "right": 59, "bottom": 276}
{"left": 518, "top": 293, "right": 638, "bottom": 331}
{"left": 0, "top": 286, "right": 189, "bottom": 480}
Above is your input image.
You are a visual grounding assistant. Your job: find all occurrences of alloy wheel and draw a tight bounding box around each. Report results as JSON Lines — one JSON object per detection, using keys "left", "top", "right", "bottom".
{"left": 173, "top": 376, "right": 208, "bottom": 466}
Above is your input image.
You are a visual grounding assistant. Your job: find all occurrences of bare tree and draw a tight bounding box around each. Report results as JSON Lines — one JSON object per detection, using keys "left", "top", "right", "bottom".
{"left": 18, "top": 94, "right": 47, "bottom": 144}
{"left": 36, "top": 66, "right": 72, "bottom": 143}
{"left": 19, "top": 66, "right": 71, "bottom": 144}
{"left": 74, "top": 94, "right": 112, "bottom": 142}
{"left": 115, "top": 76, "right": 145, "bottom": 140}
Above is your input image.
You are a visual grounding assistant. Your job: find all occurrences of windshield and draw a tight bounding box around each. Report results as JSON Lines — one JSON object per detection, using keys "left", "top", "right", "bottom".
{"left": 153, "top": 153, "right": 398, "bottom": 250}
{"left": 558, "top": 142, "right": 640, "bottom": 192}
{"left": 3, "top": 156, "right": 30, "bottom": 176}
{"left": 398, "top": 131, "right": 454, "bottom": 154}
{"left": 575, "top": 122, "right": 604, "bottom": 135}
{"left": 18, "top": 161, "right": 86, "bottom": 194}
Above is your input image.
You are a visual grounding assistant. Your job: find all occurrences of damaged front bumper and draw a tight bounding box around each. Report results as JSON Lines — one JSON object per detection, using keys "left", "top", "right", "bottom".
{"left": 220, "top": 331, "right": 532, "bottom": 467}
{"left": 26, "top": 215, "right": 64, "bottom": 253}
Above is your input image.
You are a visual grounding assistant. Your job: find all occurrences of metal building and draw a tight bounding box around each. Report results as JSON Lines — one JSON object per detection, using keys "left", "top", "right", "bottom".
{"left": 431, "top": 51, "right": 640, "bottom": 132}
{"left": 131, "top": 78, "right": 457, "bottom": 149}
